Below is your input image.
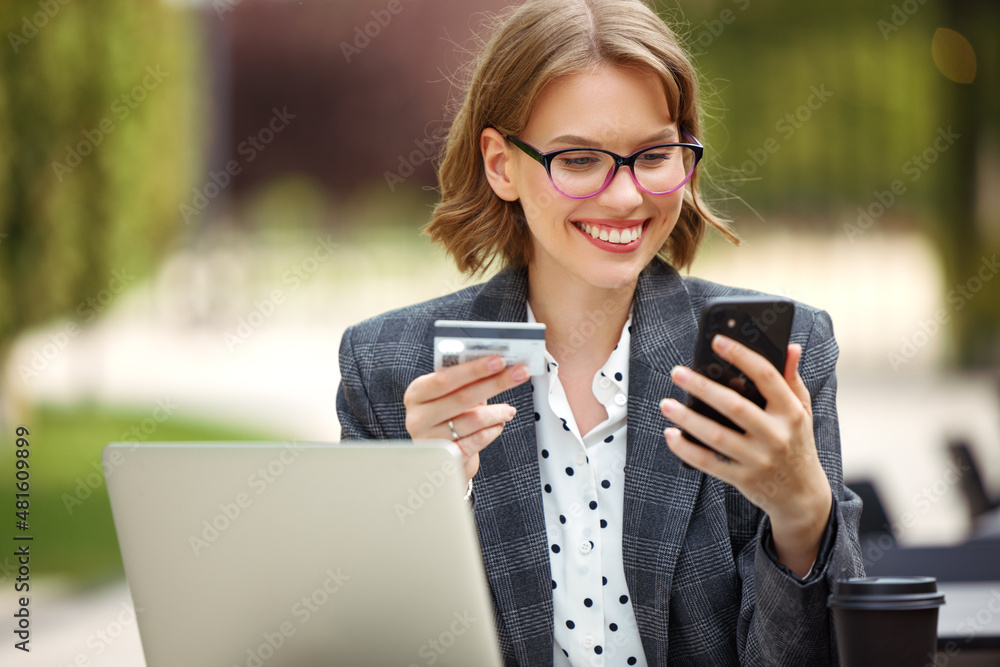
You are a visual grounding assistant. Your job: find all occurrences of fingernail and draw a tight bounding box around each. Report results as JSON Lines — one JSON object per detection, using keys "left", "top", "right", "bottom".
{"left": 712, "top": 335, "right": 731, "bottom": 352}
{"left": 659, "top": 398, "right": 674, "bottom": 413}
{"left": 511, "top": 365, "right": 529, "bottom": 382}
{"left": 488, "top": 356, "right": 506, "bottom": 372}
{"left": 506, "top": 406, "right": 517, "bottom": 421}
{"left": 671, "top": 366, "right": 690, "bottom": 383}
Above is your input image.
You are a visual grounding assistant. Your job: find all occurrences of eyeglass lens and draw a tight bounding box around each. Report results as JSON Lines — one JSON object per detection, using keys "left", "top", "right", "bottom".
{"left": 549, "top": 145, "right": 696, "bottom": 197}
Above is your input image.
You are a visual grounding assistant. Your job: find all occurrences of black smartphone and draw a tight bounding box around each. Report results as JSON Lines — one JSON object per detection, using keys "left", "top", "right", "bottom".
{"left": 681, "top": 297, "right": 795, "bottom": 451}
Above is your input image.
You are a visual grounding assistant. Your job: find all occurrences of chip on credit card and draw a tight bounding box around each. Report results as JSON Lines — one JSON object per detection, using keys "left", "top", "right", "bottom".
{"left": 433, "top": 320, "right": 546, "bottom": 376}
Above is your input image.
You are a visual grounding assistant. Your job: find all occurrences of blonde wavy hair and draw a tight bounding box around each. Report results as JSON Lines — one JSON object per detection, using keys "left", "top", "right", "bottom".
{"left": 425, "top": 0, "right": 738, "bottom": 275}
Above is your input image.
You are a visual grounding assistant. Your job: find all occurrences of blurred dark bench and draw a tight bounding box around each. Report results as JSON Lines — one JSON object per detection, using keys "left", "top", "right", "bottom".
{"left": 863, "top": 537, "right": 1000, "bottom": 582}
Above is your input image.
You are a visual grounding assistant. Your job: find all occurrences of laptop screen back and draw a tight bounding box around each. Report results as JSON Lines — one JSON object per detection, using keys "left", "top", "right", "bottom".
{"left": 104, "top": 441, "right": 502, "bottom": 667}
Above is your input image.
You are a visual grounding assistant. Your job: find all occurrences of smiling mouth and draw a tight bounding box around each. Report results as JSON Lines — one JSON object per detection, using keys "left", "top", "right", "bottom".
{"left": 572, "top": 220, "right": 647, "bottom": 245}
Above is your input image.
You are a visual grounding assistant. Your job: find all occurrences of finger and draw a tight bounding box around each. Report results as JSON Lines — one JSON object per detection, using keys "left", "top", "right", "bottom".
{"left": 710, "top": 335, "right": 800, "bottom": 415}
{"left": 442, "top": 403, "right": 517, "bottom": 443}
{"left": 463, "top": 453, "right": 480, "bottom": 482}
{"left": 668, "top": 365, "right": 772, "bottom": 442}
{"left": 421, "top": 364, "right": 530, "bottom": 431}
{"left": 783, "top": 343, "right": 812, "bottom": 414}
{"left": 455, "top": 422, "right": 506, "bottom": 462}
{"left": 405, "top": 355, "right": 510, "bottom": 405}
{"left": 664, "top": 426, "right": 740, "bottom": 485}
{"left": 659, "top": 396, "right": 748, "bottom": 464}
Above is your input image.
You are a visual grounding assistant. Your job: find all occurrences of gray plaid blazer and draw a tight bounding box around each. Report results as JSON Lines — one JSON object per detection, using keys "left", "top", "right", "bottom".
{"left": 337, "top": 258, "right": 864, "bottom": 666}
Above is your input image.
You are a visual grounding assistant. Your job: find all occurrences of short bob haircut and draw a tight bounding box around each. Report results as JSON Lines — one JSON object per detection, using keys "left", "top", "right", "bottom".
{"left": 425, "top": 0, "right": 738, "bottom": 276}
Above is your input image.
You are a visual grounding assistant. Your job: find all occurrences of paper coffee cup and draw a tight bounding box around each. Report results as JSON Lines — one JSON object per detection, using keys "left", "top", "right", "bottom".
{"left": 828, "top": 576, "right": 945, "bottom": 667}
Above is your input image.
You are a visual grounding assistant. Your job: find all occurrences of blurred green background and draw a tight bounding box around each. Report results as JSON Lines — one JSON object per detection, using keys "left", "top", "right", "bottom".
{"left": 0, "top": 0, "right": 997, "bottom": 589}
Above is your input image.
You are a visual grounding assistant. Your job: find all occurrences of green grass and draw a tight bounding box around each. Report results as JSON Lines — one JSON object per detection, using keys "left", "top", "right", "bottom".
{"left": 2, "top": 404, "right": 272, "bottom": 586}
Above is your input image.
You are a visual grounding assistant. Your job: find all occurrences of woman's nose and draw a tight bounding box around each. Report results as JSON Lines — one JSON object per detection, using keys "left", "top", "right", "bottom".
{"left": 594, "top": 164, "right": 645, "bottom": 211}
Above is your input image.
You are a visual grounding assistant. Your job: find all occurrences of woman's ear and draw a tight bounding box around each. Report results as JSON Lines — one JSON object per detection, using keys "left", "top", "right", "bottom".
{"left": 480, "top": 128, "right": 520, "bottom": 202}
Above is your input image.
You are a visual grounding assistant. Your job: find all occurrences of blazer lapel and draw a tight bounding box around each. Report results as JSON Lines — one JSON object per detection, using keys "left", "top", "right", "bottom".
{"left": 623, "top": 259, "right": 704, "bottom": 664}
{"left": 468, "top": 268, "right": 554, "bottom": 665}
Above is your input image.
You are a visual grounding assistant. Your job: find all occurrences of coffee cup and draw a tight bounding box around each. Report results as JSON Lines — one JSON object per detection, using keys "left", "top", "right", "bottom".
{"left": 827, "top": 576, "right": 945, "bottom": 667}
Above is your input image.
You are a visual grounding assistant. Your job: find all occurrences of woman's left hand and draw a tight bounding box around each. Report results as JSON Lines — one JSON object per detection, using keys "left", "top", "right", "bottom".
{"left": 660, "top": 335, "right": 833, "bottom": 578}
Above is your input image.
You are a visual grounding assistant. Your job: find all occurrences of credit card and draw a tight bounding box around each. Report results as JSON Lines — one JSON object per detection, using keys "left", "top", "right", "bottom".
{"left": 433, "top": 320, "right": 547, "bottom": 376}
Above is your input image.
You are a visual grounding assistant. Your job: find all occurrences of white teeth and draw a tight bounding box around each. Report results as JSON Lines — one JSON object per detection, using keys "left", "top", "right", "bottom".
{"left": 576, "top": 222, "right": 645, "bottom": 244}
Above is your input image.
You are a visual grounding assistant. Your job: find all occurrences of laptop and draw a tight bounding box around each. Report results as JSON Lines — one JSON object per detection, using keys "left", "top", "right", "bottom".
{"left": 104, "top": 441, "right": 504, "bottom": 667}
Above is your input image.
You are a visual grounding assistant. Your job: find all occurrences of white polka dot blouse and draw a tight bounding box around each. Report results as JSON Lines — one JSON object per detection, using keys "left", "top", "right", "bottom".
{"left": 527, "top": 304, "right": 647, "bottom": 667}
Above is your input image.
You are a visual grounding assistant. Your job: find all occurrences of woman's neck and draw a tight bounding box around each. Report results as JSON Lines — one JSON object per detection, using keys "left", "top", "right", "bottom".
{"left": 526, "top": 264, "right": 636, "bottom": 369}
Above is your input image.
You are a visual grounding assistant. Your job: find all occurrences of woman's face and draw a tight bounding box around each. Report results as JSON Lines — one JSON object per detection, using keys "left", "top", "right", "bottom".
{"left": 504, "top": 64, "right": 686, "bottom": 293}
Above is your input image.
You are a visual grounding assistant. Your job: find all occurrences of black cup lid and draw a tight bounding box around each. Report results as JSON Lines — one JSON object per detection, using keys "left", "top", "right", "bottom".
{"left": 838, "top": 576, "right": 938, "bottom": 596}
{"left": 828, "top": 576, "right": 945, "bottom": 610}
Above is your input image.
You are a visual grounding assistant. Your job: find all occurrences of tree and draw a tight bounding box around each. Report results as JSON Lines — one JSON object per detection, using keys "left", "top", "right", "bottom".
{"left": 0, "top": 1, "right": 200, "bottom": 420}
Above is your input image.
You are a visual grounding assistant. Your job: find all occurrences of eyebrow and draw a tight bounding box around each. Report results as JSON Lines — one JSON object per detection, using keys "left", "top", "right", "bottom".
{"left": 547, "top": 128, "right": 679, "bottom": 148}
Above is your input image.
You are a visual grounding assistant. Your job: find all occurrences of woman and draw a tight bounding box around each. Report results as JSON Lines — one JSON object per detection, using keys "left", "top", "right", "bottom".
{"left": 337, "top": 0, "right": 864, "bottom": 664}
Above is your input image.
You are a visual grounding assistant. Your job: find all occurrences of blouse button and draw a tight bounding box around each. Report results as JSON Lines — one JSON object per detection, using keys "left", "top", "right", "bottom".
{"left": 583, "top": 635, "right": 596, "bottom": 649}
{"left": 579, "top": 540, "right": 593, "bottom": 554}
{"left": 599, "top": 377, "right": 611, "bottom": 389}
{"left": 576, "top": 452, "right": 587, "bottom": 466}
{"left": 614, "top": 393, "right": 627, "bottom": 406}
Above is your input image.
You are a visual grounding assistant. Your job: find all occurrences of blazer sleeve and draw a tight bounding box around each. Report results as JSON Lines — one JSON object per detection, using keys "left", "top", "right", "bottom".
{"left": 735, "top": 308, "right": 866, "bottom": 666}
{"left": 336, "top": 323, "right": 383, "bottom": 440}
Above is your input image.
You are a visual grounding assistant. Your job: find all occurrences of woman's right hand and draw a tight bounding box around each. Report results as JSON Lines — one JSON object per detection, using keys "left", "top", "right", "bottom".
{"left": 403, "top": 355, "right": 530, "bottom": 482}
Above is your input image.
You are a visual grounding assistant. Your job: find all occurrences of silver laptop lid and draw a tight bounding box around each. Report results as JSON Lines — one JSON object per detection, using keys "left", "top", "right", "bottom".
{"left": 104, "top": 441, "right": 503, "bottom": 667}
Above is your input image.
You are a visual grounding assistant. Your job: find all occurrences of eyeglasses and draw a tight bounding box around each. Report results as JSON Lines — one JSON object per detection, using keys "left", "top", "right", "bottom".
{"left": 504, "top": 133, "right": 703, "bottom": 199}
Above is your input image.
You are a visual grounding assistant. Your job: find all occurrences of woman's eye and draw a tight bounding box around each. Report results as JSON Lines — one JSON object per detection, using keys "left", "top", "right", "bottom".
{"left": 555, "top": 152, "right": 603, "bottom": 169}
{"left": 638, "top": 151, "right": 673, "bottom": 163}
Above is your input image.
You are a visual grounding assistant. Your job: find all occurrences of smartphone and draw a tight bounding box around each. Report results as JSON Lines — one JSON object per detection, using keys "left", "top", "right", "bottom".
{"left": 681, "top": 297, "right": 795, "bottom": 451}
